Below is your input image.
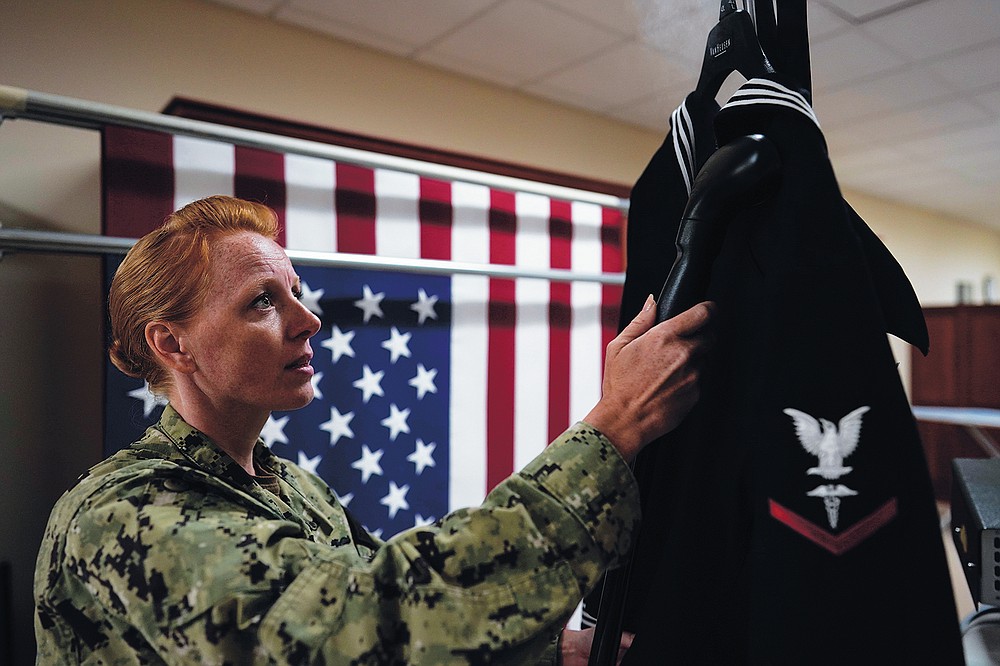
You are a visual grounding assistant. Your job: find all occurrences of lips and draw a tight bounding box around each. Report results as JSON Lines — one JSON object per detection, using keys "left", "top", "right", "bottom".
{"left": 285, "top": 353, "right": 313, "bottom": 370}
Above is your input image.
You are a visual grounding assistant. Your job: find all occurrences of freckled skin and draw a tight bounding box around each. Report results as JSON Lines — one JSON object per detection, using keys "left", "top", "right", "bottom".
{"left": 176, "top": 231, "right": 321, "bottom": 420}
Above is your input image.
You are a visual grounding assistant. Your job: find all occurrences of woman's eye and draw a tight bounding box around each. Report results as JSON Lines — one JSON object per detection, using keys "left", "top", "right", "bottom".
{"left": 293, "top": 288, "right": 304, "bottom": 300}
{"left": 252, "top": 293, "right": 273, "bottom": 309}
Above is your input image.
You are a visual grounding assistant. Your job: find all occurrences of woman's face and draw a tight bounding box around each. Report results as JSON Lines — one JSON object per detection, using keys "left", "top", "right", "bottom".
{"left": 177, "top": 230, "right": 321, "bottom": 417}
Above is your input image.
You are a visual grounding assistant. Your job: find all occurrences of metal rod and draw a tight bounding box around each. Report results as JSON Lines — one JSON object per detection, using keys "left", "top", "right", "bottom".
{"left": 0, "top": 84, "right": 630, "bottom": 211}
{"left": 964, "top": 426, "right": 1000, "bottom": 459}
{"left": 911, "top": 406, "right": 1000, "bottom": 429}
{"left": 0, "top": 227, "right": 626, "bottom": 284}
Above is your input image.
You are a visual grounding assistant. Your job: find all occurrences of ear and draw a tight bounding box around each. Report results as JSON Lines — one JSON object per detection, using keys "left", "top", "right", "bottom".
{"left": 145, "top": 322, "right": 197, "bottom": 374}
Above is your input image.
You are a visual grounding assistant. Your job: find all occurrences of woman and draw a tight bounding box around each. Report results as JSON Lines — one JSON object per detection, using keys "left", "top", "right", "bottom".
{"left": 35, "top": 195, "right": 713, "bottom": 664}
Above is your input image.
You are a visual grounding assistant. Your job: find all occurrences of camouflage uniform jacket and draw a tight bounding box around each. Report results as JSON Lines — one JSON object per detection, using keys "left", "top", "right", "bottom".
{"left": 35, "top": 404, "right": 640, "bottom": 664}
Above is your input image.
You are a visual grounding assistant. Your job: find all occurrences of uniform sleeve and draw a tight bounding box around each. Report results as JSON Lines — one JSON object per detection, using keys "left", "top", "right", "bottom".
{"left": 62, "top": 422, "right": 639, "bottom": 664}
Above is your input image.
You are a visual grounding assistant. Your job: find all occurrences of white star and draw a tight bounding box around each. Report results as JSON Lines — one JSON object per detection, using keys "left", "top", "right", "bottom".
{"left": 299, "top": 281, "right": 325, "bottom": 316}
{"left": 380, "top": 481, "right": 410, "bottom": 519}
{"left": 410, "top": 288, "right": 439, "bottom": 325}
{"left": 414, "top": 514, "right": 436, "bottom": 527}
{"left": 127, "top": 381, "right": 167, "bottom": 418}
{"left": 407, "top": 439, "right": 437, "bottom": 475}
{"left": 381, "top": 327, "right": 412, "bottom": 364}
{"left": 297, "top": 451, "right": 323, "bottom": 475}
{"left": 408, "top": 364, "right": 438, "bottom": 400}
{"left": 259, "top": 414, "right": 290, "bottom": 449}
{"left": 353, "top": 365, "right": 385, "bottom": 404}
{"left": 354, "top": 284, "right": 385, "bottom": 323}
{"left": 381, "top": 403, "right": 411, "bottom": 441}
{"left": 310, "top": 371, "right": 324, "bottom": 400}
{"left": 338, "top": 492, "right": 354, "bottom": 507}
{"left": 369, "top": 527, "right": 384, "bottom": 540}
{"left": 321, "top": 325, "right": 355, "bottom": 363}
{"left": 320, "top": 407, "right": 355, "bottom": 445}
{"left": 351, "top": 444, "right": 384, "bottom": 484}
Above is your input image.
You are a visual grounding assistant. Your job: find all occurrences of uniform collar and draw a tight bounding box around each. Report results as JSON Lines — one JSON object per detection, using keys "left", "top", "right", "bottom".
{"left": 154, "top": 404, "right": 290, "bottom": 488}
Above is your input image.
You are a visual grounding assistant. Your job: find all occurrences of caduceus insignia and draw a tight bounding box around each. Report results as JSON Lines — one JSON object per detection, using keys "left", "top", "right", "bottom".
{"left": 783, "top": 406, "right": 871, "bottom": 529}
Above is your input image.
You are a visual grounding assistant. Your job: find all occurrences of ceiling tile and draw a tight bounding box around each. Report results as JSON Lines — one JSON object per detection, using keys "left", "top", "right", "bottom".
{"left": 635, "top": 0, "right": 718, "bottom": 71}
{"left": 810, "top": 27, "right": 907, "bottom": 91}
{"left": 814, "top": 66, "right": 957, "bottom": 128}
{"left": 206, "top": 0, "right": 283, "bottom": 14}
{"left": 829, "top": 145, "right": 911, "bottom": 179}
{"left": 807, "top": 1, "right": 853, "bottom": 41}
{"left": 539, "top": 0, "right": 640, "bottom": 35}
{"left": 282, "top": 0, "right": 497, "bottom": 51}
{"left": 819, "top": 0, "right": 921, "bottom": 23}
{"left": 604, "top": 83, "right": 693, "bottom": 131}
{"left": 525, "top": 41, "right": 691, "bottom": 111}
{"left": 928, "top": 42, "right": 1000, "bottom": 94}
{"left": 895, "top": 119, "right": 1000, "bottom": 159}
{"left": 275, "top": 6, "right": 415, "bottom": 56}
{"left": 974, "top": 89, "right": 1000, "bottom": 116}
{"left": 868, "top": 99, "right": 992, "bottom": 143}
{"left": 416, "top": 0, "right": 622, "bottom": 86}
{"left": 945, "top": 151, "right": 1000, "bottom": 184}
{"left": 864, "top": 0, "right": 1000, "bottom": 61}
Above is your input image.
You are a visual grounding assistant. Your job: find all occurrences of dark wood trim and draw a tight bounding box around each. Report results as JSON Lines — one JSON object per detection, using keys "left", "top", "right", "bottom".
{"left": 162, "top": 97, "right": 632, "bottom": 199}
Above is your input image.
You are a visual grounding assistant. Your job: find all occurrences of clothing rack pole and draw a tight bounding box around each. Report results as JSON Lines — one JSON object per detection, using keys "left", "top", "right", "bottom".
{"left": 0, "top": 84, "right": 629, "bottom": 211}
{"left": 0, "top": 227, "right": 626, "bottom": 285}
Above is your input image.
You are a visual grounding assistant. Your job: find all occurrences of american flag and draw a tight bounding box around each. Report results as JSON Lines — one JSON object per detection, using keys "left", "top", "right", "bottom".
{"left": 102, "top": 125, "right": 624, "bottom": 538}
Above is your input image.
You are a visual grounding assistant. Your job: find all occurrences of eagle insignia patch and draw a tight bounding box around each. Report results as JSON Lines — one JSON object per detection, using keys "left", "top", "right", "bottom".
{"left": 768, "top": 406, "right": 897, "bottom": 555}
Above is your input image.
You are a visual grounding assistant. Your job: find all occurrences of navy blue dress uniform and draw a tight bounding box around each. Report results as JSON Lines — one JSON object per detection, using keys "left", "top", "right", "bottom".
{"left": 593, "top": 74, "right": 964, "bottom": 664}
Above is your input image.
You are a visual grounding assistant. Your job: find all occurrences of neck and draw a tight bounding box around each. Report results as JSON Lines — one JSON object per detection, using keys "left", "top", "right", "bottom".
{"left": 169, "top": 394, "right": 267, "bottom": 476}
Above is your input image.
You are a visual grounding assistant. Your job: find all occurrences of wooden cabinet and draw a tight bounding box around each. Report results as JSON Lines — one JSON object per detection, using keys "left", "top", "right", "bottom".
{"left": 912, "top": 306, "right": 1000, "bottom": 407}
{"left": 911, "top": 306, "right": 1000, "bottom": 501}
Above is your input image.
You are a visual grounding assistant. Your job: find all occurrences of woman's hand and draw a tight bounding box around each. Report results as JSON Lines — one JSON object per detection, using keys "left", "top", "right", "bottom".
{"left": 560, "top": 626, "right": 634, "bottom": 666}
{"left": 584, "top": 296, "right": 715, "bottom": 461}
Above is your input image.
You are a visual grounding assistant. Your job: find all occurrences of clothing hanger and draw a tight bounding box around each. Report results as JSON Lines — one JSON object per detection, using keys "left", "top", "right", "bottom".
{"left": 694, "top": 0, "right": 776, "bottom": 100}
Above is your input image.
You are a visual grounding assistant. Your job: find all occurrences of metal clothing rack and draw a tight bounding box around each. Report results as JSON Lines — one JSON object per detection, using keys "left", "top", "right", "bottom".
{"left": 912, "top": 406, "right": 1000, "bottom": 458}
{"left": 0, "top": 227, "right": 625, "bottom": 284}
{"left": 0, "top": 84, "right": 629, "bottom": 285}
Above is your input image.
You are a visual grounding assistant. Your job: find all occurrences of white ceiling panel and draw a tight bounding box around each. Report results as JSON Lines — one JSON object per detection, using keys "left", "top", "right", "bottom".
{"left": 927, "top": 42, "right": 1000, "bottom": 95}
{"left": 208, "top": 0, "right": 283, "bottom": 13}
{"left": 847, "top": 99, "right": 993, "bottom": 146}
{"left": 814, "top": 67, "right": 956, "bottom": 128}
{"left": 864, "top": 0, "right": 1000, "bottom": 61}
{"left": 806, "top": 1, "right": 853, "bottom": 41}
{"left": 975, "top": 90, "right": 1000, "bottom": 116}
{"left": 818, "top": 0, "right": 918, "bottom": 23}
{"left": 525, "top": 41, "right": 690, "bottom": 111}
{"left": 896, "top": 121, "right": 1000, "bottom": 161}
{"left": 416, "top": 0, "right": 621, "bottom": 86}
{"left": 275, "top": 6, "right": 414, "bottom": 56}
{"left": 539, "top": 0, "right": 640, "bottom": 35}
{"left": 634, "top": 0, "right": 719, "bottom": 69}
{"left": 605, "top": 83, "right": 699, "bottom": 131}
{"left": 283, "top": 0, "right": 498, "bottom": 52}
{"left": 810, "top": 28, "right": 908, "bottom": 91}
{"left": 830, "top": 145, "right": 912, "bottom": 178}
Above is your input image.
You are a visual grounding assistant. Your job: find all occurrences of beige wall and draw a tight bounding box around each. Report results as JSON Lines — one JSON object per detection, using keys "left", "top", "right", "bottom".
{"left": 2, "top": 0, "right": 998, "bottom": 662}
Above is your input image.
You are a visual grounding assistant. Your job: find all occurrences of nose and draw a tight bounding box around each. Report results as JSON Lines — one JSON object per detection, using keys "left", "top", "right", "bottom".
{"left": 291, "top": 298, "right": 322, "bottom": 339}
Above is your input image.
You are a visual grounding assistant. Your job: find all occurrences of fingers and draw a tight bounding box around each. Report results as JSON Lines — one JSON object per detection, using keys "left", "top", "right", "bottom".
{"left": 617, "top": 294, "right": 657, "bottom": 342}
{"left": 617, "top": 631, "right": 635, "bottom": 665}
{"left": 663, "top": 300, "right": 715, "bottom": 338}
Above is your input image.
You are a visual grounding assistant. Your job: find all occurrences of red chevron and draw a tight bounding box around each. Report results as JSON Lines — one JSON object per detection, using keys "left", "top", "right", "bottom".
{"left": 768, "top": 497, "right": 898, "bottom": 555}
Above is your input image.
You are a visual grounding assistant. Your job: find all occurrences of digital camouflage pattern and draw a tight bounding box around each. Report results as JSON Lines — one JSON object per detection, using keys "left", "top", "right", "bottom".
{"left": 35, "top": 405, "right": 639, "bottom": 664}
